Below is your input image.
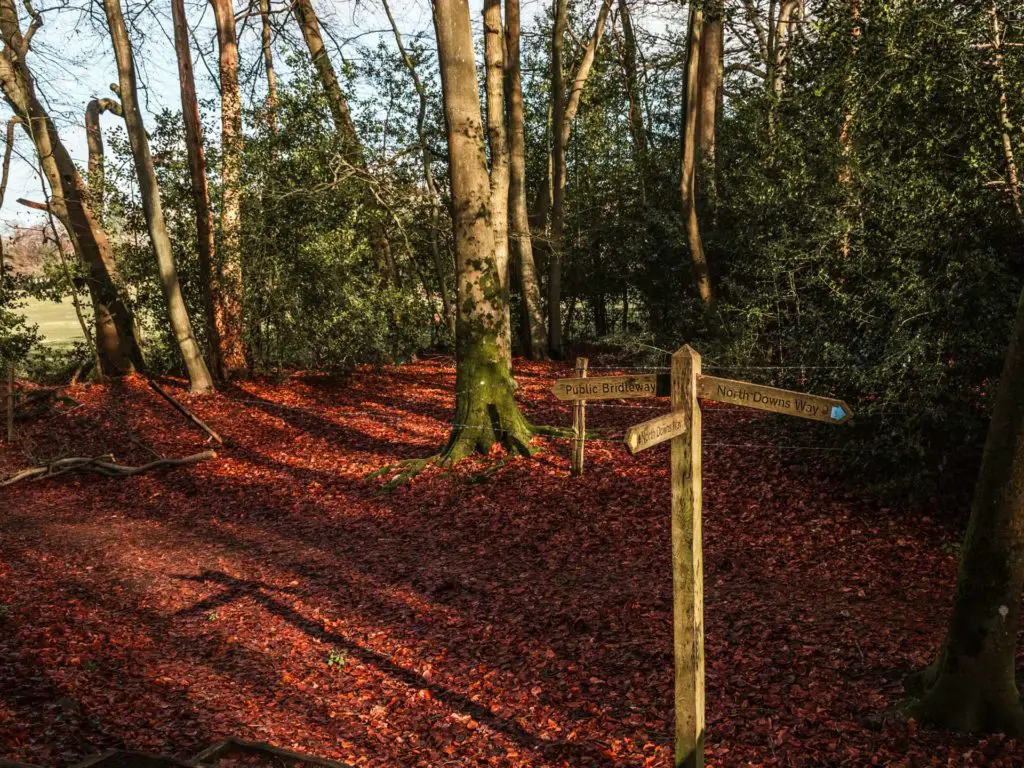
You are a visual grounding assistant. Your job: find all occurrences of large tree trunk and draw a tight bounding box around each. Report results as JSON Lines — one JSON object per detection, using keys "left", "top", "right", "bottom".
{"left": 504, "top": 0, "right": 547, "bottom": 359}
{"left": 906, "top": 287, "right": 1024, "bottom": 736}
{"left": 680, "top": 2, "right": 714, "bottom": 313}
{"left": 431, "top": 0, "right": 532, "bottom": 463}
{"left": 291, "top": 0, "right": 397, "bottom": 281}
{"left": 104, "top": 0, "right": 213, "bottom": 393}
{"left": 172, "top": 0, "right": 226, "bottom": 381}
{"left": 0, "top": 0, "right": 142, "bottom": 377}
{"left": 209, "top": 0, "right": 248, "bottom": 376}
{"left": 483, "top": 0, "right": 511, "bottom": 367}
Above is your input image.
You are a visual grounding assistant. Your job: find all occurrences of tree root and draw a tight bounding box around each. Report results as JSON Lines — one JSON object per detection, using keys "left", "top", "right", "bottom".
{"left": 368, "top": 455, "right": 440, "bottom": 490}
{"left": 1, "top": 450, "right": 216, "bottom": 486}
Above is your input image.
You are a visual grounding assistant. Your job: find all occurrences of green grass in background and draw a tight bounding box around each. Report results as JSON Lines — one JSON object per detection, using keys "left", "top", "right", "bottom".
{"left": 21, "top": 297, "right": 83, "bottom": 347}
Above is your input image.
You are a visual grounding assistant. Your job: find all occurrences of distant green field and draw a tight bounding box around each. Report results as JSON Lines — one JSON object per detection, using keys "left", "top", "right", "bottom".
{"left": 21, "top": 297, "right": 84, "bottom": 347}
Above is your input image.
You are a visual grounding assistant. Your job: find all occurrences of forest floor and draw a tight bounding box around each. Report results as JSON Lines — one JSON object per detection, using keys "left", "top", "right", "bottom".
{"left": 0, "top": 358, "right": 1020, "bottom": 767}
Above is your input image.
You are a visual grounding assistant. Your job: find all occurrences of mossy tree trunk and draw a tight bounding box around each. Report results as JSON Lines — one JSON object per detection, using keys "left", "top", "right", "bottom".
{"left": 907, "top": 288, "right": 1024, "bottom": 735}
{"left": 431, "top": 0, "right": 533, "bottom": 463}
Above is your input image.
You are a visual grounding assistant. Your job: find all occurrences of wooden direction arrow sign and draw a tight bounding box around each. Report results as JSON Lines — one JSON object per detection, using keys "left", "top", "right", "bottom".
{"left": 624, "top": 411, "right": 687, "bottom": 454}
{"left": 551, "top": 374, "right": 665, "bottom": 401}
{"left": 698, "top": 375, "right": 852, "bottom": 424}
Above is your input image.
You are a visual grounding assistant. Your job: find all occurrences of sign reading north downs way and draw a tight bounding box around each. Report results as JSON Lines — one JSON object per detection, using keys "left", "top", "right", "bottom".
{"left": 623, "top": 412, "right": 687, "bottom": 454}
{"left": 552, "top": 373, "right": 852, "bottom": 423}
{"left": 550, "top": 374, "right": 663, "bottom": 401}
{"left": 697, "top": 375, "right": 851, "bottom": 423}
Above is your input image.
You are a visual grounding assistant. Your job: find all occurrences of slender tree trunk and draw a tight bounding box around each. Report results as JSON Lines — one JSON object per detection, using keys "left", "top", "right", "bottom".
{"left": 172, "top": 0, "right": 226, "bottom": 380}
{"left": 483, "top": 0, "right": 511, "bottom": 367}
{"left": 614, "top": 0, "right": 647, "bottom": 204}
{"left": 104, "top": 0, "right": 213, "bottom": 392}
{"left": 431, "top": 0, "right": 533, "bottom": 462}
{"left": 906, "top": 286, "right": 1024, "bottom": 736}
{"left": 838, "top": 0, "right": 861, "bottom": 259}
{"left": 209, "top": 0, "right": 248, "bottom": 376}
{"left": 84, "top": 97, "right": 121, "bottom": 216}
{"left": 548, "top": 0, "right": 567, "bottom": 359}
{"left": 769, "top": 0, "right": 800, "bottom": 97}
{"left": 291, "top": 0, "right": 397, "bottom": 280}
{"left": 680, "top": 3, "right": 714, "bottom": 312}
{"left": 381, "top": 0, "right": 454, "bottom": 332}
{"left": 0, "top": 0, "right": 142, "bottom": 376}
{"left": 504, "top": 0, "right": 546, "bottom": 359}
{"left": 991, "top": 3, "right": 1024, "bottom": 229}
{"left": 697, "top": 4, "right": 722, "bottom": 176}
{"left": 260, "top": 0, "right": 279, "bottom": 135}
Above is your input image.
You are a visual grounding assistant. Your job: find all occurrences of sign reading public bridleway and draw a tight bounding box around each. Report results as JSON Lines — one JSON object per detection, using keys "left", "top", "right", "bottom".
{"left": 551, "top": 374, "right": 663, "bottom": 401}
{"left": 624, "top": 412, "right": 687, "bottom": 455}
{"left": 697, "top": 375, "right": 852, "bottom": 424}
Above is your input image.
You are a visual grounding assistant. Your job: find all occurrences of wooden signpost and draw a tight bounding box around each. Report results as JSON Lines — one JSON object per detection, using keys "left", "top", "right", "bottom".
{"left": 551, "top": 347, "right": 852, "bottom": 768}
{"left": 571, "top": 358, "right": 588, "bottom": 475}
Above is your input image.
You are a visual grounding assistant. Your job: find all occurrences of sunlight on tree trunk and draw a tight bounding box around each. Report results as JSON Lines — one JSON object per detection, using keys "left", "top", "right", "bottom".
{"left": 483, "top": 0, "right": 512, "bottom": 369}
{"left": 680, "top": 2, "right": 714, "bottom": 314}
{"left": 104, "top": 0, "right": 213, "bottom": 393}
{"left": 172, "top": 0, "right": 225, "bottom": 380}
{"left": 431, "top": 0, "right": 533, "bottom": 462}
{"left": 210, "top": 0, "right": 248, "bottom": 377}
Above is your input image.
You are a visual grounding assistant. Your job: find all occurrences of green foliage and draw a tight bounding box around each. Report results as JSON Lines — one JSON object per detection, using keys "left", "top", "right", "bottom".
{"left": 704, "top": 0, "right": 1023, "bottom": 498}
{"left": 0, "top": 261, "right": 39, "bottom": 367}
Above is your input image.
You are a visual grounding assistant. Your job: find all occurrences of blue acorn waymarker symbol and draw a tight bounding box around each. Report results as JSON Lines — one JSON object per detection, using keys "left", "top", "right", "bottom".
{"left": 831, "top": 404, "right": 847, "bottom": 422}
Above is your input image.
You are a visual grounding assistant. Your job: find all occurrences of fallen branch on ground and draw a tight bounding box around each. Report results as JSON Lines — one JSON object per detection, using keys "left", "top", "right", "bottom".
{"left": 146, "top": 378, "right": 224, "bottom": 444}
{"left": 1, "top": 450, "right": 216, "bottom": 486}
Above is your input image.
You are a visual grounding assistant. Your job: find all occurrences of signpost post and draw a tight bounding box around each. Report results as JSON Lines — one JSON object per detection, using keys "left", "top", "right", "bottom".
{"left": 550, "top": 347, "right": 852, "bottom": 768}
{"left": 571, "top": 357, "right": 588, "bottom": 475}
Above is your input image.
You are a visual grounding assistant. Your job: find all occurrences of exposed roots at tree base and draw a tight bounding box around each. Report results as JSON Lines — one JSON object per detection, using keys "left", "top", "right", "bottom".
{"left": 899, "top": 664, "right": 1024, "bottom": 737}
{"left": 370, "top": 417, "right": 599, "bottom": 489}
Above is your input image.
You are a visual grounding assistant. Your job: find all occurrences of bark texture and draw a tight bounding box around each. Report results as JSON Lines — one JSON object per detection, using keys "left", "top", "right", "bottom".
{"left": 680, "top": 1, "right": 717, "bottom": 313}
{"left": 431, "top": 0, "right": 532, "bottom": 462}
{"left": 171, "top": 0, "right": 225, "bottom": 380}
{"left": 210, "top": 0, "right": 248, "bottom": 376}
{"left": 0, "top": 0, "right": 142, "bottom": 376}
{"left": 104, "top": 0, "right": 213, "bottom": 392}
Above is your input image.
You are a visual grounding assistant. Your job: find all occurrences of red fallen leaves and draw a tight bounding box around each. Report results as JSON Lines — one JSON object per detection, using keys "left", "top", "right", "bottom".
{"left": 0, "top": 359, "right": 1022, "bottom": 766}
